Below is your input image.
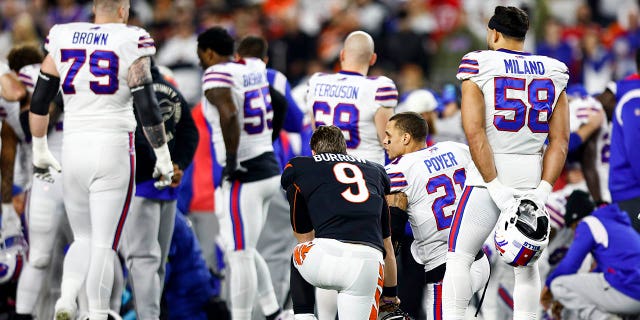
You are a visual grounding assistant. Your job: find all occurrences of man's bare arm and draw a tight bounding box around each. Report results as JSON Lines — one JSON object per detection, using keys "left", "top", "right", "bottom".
{"left": 461, "top": 80, "right": 497, "bottom": 182}
{"left": 0, "top": 123, "right": 18, "bottom": 203}
{"left": 374, "top": 107, "right": 394, "bottom": 145}
{"left": 127, "top": 56, "right": 166, "bottom": 148}
{"left": 294, "top": 230, "right": 315, "bottom": 243}
{"left": 205, "top": 87, "right": 240, "bottom": 157}
{"left": 382, "top": 236, "right": 397, "bottom": 288}
{"left": 0, "top": 73, "right": 26, "bottom": 102}
{"left": 542, "top": 91, "right": 570, "bottom": 185}
{"left": 581, "top": 131, "right": 604, "bottom": 203}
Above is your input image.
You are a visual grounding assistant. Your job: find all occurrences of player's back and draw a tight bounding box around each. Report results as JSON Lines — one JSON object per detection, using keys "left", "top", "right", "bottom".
{"left": 45, "top": 22, "right": 155, "bottom": 134}
{"left": 457, "top": 49, "right": 569, "bottom": 188}
{"left": 385, "top": 141, "right": 473, "bottom": 270}
{"left": 282, "top": 153, "right": 389, "bottom": 252}
{"left": 202, "top": 57, "right": 274, "bottom": 162}
{"left": 307, "top": 72, "right": 397, "bottom": 164}
{"left": 569, "top": 95, "right": 611, "bottom": 202}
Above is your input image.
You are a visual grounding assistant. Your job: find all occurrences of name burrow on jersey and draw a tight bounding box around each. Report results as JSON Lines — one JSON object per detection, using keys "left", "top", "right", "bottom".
{"left": 424, "top": 152, "right": 459, "bottom": 174}
{"left": 313, "top": 153, "right": 366, "bottom": 163}
{"left": 72, "top": 31, "right": 108, "bottom": 45}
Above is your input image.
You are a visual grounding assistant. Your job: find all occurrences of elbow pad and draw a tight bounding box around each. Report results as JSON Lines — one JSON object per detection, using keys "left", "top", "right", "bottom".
{"left": 132, "top": 83, "right": 162, "bottom": 127}
{"left": 30, "top": 72, "right": 60, "bottom": 116}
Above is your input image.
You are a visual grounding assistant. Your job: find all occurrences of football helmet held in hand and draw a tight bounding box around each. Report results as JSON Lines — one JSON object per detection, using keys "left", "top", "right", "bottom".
{"left": 494, "top": 197, "right": 550, "bottom": 267}
{"left": 0, "top": 231, "right": 27, "bottom": 284}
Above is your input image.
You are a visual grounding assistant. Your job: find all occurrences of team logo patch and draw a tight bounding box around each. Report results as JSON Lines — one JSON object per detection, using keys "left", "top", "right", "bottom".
{"left": 494, "top": 236, "right": 508, "bottom": 254}
{"left": 293, "top": 242, "right": 314, "bottom": 266}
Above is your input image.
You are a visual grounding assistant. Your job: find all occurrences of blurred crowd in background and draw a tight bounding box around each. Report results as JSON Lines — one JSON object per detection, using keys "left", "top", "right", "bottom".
{"left": 2, "top": 0, "right": 640, "bottom": 109}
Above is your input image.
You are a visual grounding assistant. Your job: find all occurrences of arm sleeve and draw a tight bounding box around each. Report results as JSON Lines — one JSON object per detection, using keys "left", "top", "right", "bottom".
{"left": 546, "top": 222, "right": 594, "bottom": 288}
{"left": 375, "top": 76, "right": 398, "bottom": 108}
{"left": 269, "top": 84, "right": 288, "bottom": 142}
{"left": 286, "top": 184, "right": 313, "bottom": 234}
{"left": 621, "top": 103, "right": 640, "bottom": 181}
{"left": 381, "top": 196, "right": 391, "bottom": 239}
{"left": 456, "top": 52, "right": 480, "bottom": 81}
{"left": 282, "top": 81, "right": 304, "bottom": 133}
{"left": 568, "top": 132, "right": 584, "bottom": 152}
{"left": 173, "top": 96, "right": 199, "bottom": 170}
{"left": 122, "top": 28, "right": 156, "bottom": 67}
{"left": 385, "top": 166, "right": 408, "bottom": 194}
{"left": 280, "top": 159, "right": 296, "bottom": 190}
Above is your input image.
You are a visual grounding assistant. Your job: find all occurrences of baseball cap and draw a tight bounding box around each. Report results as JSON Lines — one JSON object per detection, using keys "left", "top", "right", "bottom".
{"left": 564, "top": 190, "right": 595, "bottom": 226}
{"left": 398, "top": 89, "right": 438, "bottom": 114}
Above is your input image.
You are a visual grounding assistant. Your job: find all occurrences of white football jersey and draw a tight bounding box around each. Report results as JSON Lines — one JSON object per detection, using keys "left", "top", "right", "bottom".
{"left": 45, "top": 23, "right": 156, "bottom": 134}
{"left": 385, "top": 141, "right": 475, "bottom": 271}
{"left": 457, "top": 49, "right": 569, "bottom": 188}
{"left": 307, "top": 71, "right": 397, "bottom": 165}
{"left": 202, "top": 58, "right": 274, "bottom": 162}
{"left": 568, "top": 96, "right": 611, "bottom": 202}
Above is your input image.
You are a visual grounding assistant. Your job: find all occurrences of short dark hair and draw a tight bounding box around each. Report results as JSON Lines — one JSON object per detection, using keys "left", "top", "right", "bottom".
{"left": 564, "top": 190, "right": 595, "bottom": 226}
{"left": 488, "top": 6, "right": 529, "bottom": 41}
{"left": 237, "top": 35, "right": 268, "bottom": 59}
{"left": 310, "top": 125, "right": 347, "bottom": 154}
{"left": 389, "top": 112, "right": 428, "bottom": 142}
{"left": 197, "top": 26, "right": 234, "bottom": 56}
{"left": 7, "top": 44, "right": 43, "bottom": 72}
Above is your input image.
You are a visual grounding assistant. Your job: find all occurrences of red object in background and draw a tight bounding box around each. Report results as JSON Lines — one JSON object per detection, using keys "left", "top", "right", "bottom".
{"left": 553, "top": 169, "right": 568, "bottom": 191}
{"left": 189, "top": 103, "right": 216, "bottom": 212}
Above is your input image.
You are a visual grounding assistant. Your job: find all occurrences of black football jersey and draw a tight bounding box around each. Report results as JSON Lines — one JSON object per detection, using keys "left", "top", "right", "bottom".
{"left": 281, "top": 153, "right": 391, "bottom": 253}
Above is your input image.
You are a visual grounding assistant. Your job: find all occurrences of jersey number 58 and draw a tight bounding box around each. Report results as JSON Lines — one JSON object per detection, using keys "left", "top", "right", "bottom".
{"left": 494, "top": 77, "right": 556, "bottom": 133}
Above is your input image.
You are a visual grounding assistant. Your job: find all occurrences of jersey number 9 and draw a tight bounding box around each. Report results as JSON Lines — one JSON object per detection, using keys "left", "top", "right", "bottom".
{"left": 61, "top": 49, "right": 119, "bottom": 95}
{"left": 333, "top": 163, "right": 370, "bottom": 203}
{"left": 494, "top": 77, "right": 556, "bottom": 133}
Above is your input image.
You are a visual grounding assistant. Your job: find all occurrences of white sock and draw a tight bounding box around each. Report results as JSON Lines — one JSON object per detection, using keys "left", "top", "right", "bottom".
{"left": 442, "top": 251, "right": 475, "bottom": 320}
{"left": 254, "top": 249, "right": 280, "bottom": 316}
{"left": 228, "top": 250, "right": 257, "bottom": 320}
{"left": 513, "top": 262, "right": 540, "bottom": 317}
{"left": 86, "top": 247, "right": 115, "bottom": 317}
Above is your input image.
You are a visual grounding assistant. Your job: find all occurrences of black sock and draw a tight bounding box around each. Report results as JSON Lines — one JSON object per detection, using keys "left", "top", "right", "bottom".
{"left": 290, "top": 258, "right": 316, "bottom": 315}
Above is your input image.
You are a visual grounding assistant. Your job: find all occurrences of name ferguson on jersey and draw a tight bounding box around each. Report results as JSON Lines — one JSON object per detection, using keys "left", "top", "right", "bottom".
{"left": 72, "top": 32, "right": 108, "bottom": 45}
{"left": 312, "top": 83, "right": 359, "bottom": 99}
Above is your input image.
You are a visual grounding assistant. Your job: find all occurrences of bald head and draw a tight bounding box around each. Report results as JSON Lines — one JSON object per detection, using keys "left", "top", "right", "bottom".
{"left": 341, "top": 31, "right": 375, "bottom": 67}
{"left": 94, "top": 0, "right": 129, "bottom": 23}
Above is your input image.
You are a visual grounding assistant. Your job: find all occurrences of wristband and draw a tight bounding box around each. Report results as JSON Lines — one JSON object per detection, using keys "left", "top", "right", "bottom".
{"left": 153, "top": 144, "right": 171, "bottom": 164}
{"left": 382, "top": 286, "right": 397, "bottom": 297}
{"left": 32, "top": 135, "right": 49, "bottom": 154}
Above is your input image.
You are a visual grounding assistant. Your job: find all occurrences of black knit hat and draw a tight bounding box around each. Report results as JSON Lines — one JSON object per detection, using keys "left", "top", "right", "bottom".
{"left": 564, "top": 190, "right": 595, "bottom": 226}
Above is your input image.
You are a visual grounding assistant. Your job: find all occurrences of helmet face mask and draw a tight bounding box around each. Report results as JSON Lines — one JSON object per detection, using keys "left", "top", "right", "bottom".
{"left": 494, "top": 198, "right": 551, "bottom": 267}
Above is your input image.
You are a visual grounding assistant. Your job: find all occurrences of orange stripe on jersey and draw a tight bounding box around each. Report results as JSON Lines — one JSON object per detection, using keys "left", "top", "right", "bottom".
{"left": 369, "top": 262, "right": 384, "bottom": 320}
{"left": 292, "top": 188, "right": 299, "bottom": 232}
{"left": 284, "top": 163, "right": 293, "bottom": 170}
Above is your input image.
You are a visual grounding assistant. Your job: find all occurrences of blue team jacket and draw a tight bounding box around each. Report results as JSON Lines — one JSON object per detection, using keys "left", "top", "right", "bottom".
{"left": 546, "top": 204, "right": 640, "bottom": 300}
{"left": 610, "top": 75, "right": 640, "bottom": 202}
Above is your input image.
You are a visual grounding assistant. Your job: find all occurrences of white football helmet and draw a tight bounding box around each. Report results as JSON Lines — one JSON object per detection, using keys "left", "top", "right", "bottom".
{"left": 0, "top": 232, "right": 27, "bottom": 284}
{"left": 494, "top": 197, "right": 550, "bottom": 267}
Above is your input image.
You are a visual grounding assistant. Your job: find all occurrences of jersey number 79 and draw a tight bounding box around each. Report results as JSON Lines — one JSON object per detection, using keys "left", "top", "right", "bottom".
{"left": 61, "top": 49, "right": 119, "bottom": 95}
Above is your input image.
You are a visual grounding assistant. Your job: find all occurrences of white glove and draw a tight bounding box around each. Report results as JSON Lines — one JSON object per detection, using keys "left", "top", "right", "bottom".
{"left": 531, "top": 180, "right": 553, "bottom": 206}
{"left": 486, "top": 178, "right": 518, "bottom": 212}
{"left": 32, "top": 136, "right": 61, "bottom": 183}
{"left": 152, "top": 144, "right": 174, "bottom": 190}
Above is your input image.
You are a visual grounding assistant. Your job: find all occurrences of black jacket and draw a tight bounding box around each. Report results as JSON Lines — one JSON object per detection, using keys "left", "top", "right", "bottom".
{"left": 133, "top": 65, "right": 198, "bottom": 184}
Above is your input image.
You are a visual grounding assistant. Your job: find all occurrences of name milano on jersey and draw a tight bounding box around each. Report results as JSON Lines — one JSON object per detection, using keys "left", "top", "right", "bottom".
{"left": 457, "top": 49, "right": 569, "bottom": 188}
{"left": 307, "top": 71, "right": 397, "bottom": 165}
{"left": 385, "top": 142, "right": 474, "bottom": 271}
{"left": 45, "top": 23, "right": 155, "bottom": 133}
{"left": 202, "top": 58, "right": 274, "bottom": 163}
